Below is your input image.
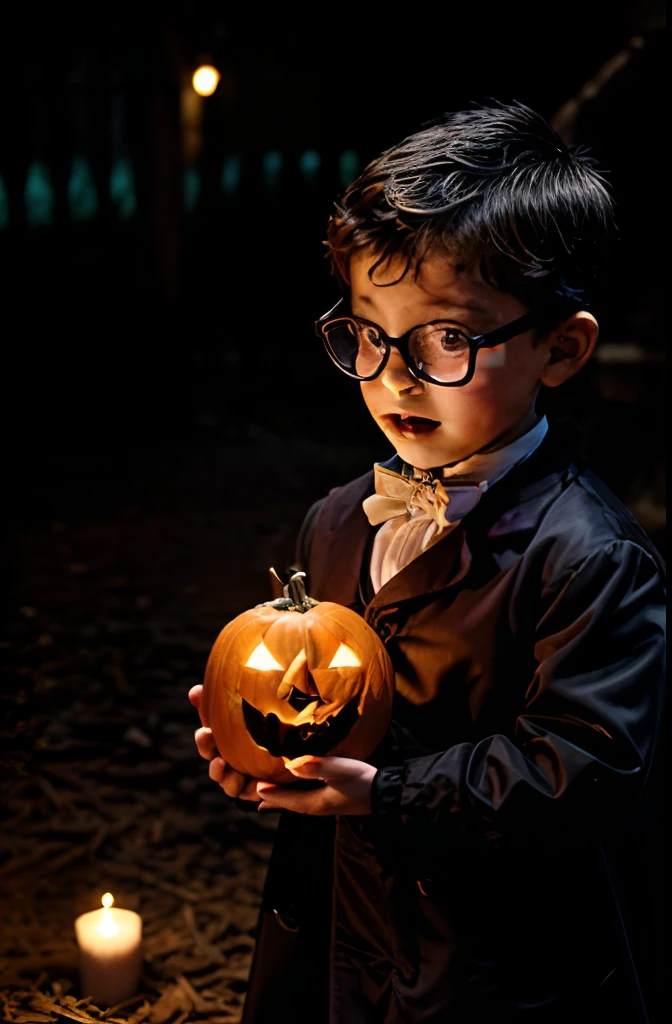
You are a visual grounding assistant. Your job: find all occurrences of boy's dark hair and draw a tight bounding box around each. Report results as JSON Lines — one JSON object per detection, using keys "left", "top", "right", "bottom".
{"left": 326, "top": 100, "right": 615, "bottom": 313}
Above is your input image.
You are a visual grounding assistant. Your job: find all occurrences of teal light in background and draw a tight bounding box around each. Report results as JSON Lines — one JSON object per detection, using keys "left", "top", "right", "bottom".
{"left": 0, "top": 175, "right": 9, "bottom": 230}
{"left": 25, "top": 163, "right": 54, "bottom": 226}
{"left": 110, "top": 156, "right": 136, "bottom": 219}
{"left": 184, "top": 166, "right": 201, "bottom": 212}
{"left": 262, "top": 150, "right": 284, "bottom": 190}
{"left": 68, "top": 156, "right": 98, "bottom": 221}
{"left": 299, "top": 149, "right": 321, "bottom": 182}
{"left": 221, "top": 153, "right": 242, "bottom": 196}
{"left": 339, "top": 149, "right": 361, "bottom": 188}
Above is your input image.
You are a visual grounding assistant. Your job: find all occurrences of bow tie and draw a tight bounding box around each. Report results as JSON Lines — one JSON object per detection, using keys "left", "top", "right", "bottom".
{"left": 362, "top": 462, "right": 485, "bottom": 532}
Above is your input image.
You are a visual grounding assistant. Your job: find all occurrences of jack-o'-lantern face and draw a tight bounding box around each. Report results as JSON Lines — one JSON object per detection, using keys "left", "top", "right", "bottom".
{"left": 237, "top": 609, "right": 378, "bottom": 760}
{"left": 201, "top": 578, "right": 395, "bottom": 782}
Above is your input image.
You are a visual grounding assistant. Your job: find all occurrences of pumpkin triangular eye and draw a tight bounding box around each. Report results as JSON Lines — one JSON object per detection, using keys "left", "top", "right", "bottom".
{"left": 245, "top": 642, "right": 284, "bottom": 671}
{"left": 328, "top": 642, "right": 361, "bottom": 668}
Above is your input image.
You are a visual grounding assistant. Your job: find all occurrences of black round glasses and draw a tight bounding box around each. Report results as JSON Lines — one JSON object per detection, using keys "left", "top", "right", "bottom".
{"left": 315, "top": 298, "right": 552, "bottom": 387}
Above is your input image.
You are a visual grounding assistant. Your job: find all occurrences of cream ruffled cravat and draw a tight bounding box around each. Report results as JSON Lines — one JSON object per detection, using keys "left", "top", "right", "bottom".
{"left": 364, "top": 417, "right": 549, "bottom": 593}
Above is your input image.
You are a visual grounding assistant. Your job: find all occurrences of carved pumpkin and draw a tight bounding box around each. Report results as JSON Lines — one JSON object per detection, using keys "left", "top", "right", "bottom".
{"left": 201, "top": 572, "right": 395, "bottom": 782}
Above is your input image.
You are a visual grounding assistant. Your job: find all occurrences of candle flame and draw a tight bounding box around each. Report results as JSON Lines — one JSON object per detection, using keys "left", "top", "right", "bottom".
{"left": 97, "top": 894, "right": 119, "bottom": 938}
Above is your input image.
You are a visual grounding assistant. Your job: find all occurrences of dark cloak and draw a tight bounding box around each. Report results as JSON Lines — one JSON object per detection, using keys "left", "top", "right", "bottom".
{"left": 240, "top": 431, "right": 665, "bottom": 1024}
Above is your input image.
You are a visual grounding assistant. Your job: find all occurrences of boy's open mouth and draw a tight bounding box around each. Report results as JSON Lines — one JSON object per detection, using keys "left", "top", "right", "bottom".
{"left": 387, "top": 413, "right": 441, "bottom": 437}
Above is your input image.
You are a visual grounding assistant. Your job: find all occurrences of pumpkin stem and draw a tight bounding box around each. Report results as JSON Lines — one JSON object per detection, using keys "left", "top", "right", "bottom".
{"left": 285, "top": 571, "right": 315, "bottom": 612}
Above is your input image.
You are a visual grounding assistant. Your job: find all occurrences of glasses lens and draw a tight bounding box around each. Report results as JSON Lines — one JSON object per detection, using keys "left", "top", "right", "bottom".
{"left": 408, "top": 324, "right": 471, "bottom": 383}
{"left": 323, "top": 319, "right": 387, "bottom": 378}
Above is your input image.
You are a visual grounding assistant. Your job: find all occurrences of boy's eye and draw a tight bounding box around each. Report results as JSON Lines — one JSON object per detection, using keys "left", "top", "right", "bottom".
{"left": 438, "top": 328, "right": 469, "bottom": 351}
{"left": 411, "top": 323, "right": 470, "bottom": 353}
{"left": 357, "top": 324, "right": 384, "bottom": 348}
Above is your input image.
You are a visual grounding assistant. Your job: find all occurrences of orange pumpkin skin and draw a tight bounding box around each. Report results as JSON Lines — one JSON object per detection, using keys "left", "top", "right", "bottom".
{"left": 201, "top": 597, "right": 395, "bottom": 783}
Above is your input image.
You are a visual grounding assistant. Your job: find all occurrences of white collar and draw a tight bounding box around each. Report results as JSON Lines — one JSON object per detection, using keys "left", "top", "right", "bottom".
{"left": 402, "top": 415, "right": 549, "bottom": 494}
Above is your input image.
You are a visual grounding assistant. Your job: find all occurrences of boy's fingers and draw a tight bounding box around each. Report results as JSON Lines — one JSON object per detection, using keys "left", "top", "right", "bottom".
{"left": 188, "top": 684, "right": 203, "bottom": 709}
{"left": 207, "top": 759, "right": 260, "bottom": 802}
{"left": 284, "top": 755, "right": 364, "bottom": 780}
{"left": 239, "top": 777, "right": 263, "bottom": 803}
{"left": 209, "top": 756, "right": 227, "bottom": 784}
{"left": 195, "top": 726, "right": 218, "bottom": 760}
{"left": 256, "top": 781, "right": 325, "bottom": 814}
{"left": 221, "top": 765, "right": 248, "bottom": 799}
{"left": 284, "top": 755, "right": 325, "bottom": 779}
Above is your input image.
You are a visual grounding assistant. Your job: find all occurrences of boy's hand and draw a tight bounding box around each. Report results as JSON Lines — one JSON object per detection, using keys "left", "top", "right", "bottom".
{"left": 256, "top": 755, "right": 376, "bottom": 816}
{"left": 188, "top": 684, "right": 261, "bottom": 803}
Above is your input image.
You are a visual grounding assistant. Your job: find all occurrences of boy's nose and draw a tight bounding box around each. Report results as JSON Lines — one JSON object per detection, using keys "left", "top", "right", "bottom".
{"left": 380, "top": 349, "right": 424, "bottom": 397}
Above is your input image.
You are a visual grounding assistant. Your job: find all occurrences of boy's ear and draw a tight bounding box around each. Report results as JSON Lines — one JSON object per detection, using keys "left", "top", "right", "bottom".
{"left": 539, "top": 311, "right": 599, "bottom": 388}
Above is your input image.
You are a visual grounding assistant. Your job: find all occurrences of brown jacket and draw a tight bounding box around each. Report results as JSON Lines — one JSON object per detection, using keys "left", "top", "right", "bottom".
{"left": 241, "top": 433, "right": 665, "bottom": 1024}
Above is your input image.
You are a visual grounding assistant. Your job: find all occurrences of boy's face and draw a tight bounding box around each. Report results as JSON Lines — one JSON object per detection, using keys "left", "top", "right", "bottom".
{"left": 351, "top": 249, "right": 553, "bottom": 469}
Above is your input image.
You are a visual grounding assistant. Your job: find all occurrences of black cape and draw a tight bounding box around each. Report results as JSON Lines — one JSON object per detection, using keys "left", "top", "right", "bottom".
{"left": 241, "top": 431, "right": 665, "bottom": 1024}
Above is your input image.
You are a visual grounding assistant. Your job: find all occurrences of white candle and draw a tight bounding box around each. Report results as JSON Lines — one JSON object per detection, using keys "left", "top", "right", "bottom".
{"left": 74, "top": 893, "right": 142, "bottom": 1007}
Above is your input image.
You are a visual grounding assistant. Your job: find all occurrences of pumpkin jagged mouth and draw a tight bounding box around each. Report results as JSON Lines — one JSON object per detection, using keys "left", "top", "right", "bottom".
{"left": 241, "top": 698, "right": 360, "bottom": 758}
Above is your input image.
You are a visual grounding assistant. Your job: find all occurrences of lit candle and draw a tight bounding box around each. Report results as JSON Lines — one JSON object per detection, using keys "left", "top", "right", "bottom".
{"left": 74, "top": 893, "right": 142, "bottom": 1007}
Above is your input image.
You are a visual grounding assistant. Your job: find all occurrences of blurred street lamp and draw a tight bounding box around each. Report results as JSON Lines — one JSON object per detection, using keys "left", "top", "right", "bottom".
{"left": 192, "top": 65, "right": 220, "bottom": 97}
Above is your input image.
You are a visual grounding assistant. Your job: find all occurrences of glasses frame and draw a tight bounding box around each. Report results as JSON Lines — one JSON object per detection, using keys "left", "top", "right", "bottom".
{"left": 315, "top": 297, "right": 554, "bottom": 387}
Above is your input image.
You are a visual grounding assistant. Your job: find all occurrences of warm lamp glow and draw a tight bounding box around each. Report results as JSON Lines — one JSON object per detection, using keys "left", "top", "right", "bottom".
{"left": 245, "top": 642, "right": 284, "bottom": 671}
{"left": 101, "top": 893, "right": 114, "bottom": 909}
{"left": 328, "top": 643, "right": 361, "bottom": 668}
{"left": 192, "top": 65, "right": 220, "bottom": 96}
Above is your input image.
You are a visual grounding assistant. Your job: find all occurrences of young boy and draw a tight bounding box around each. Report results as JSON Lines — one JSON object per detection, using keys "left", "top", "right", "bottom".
{"left": 190, "top": 101, "right": 665, "bottom": 1023}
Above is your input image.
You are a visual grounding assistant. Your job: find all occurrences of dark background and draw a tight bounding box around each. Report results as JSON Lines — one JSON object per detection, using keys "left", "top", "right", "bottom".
{"left": 0, "top": 5, "right": 666, "bottom": 1021}
{"left": 0, "top": 3, "right": 666, "bottom": 537}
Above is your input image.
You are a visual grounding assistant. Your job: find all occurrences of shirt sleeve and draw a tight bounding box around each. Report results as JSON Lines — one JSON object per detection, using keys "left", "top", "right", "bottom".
{"left": 370, "top": 539, "right": 666, "bottom": 856}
